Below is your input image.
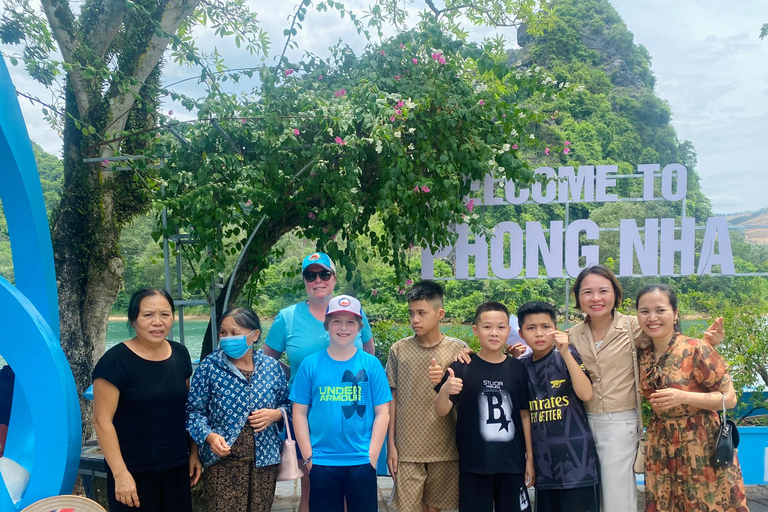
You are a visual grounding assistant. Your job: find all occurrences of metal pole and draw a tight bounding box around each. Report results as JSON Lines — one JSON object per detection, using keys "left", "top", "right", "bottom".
{"left": 564, "top": 201, "right": 570, "bottom": 329}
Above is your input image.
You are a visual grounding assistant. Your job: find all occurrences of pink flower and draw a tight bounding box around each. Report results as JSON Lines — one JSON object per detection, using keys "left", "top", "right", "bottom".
{"left": 412, "top": 58, "right": 418, "bottom": 65}
{"left": 308, "top": 212, "right": 316, "bottom": 220}
{"left": 395, "top": 75, "right": 401, "bottom": 80}
{"left": 323, "top": 227, "right": 329, "bottom": 233}
{"left": 245, "top": 199, "right": 253, "bottom": 206}
{"left": 155, "top": 132, "right": 161, "bottom": 138}
{"left": 395, "top": 109, "right": 401, "bottom": 115}
{"left": 478, "top": 100, "right": 485, "bottom": 105}
{"left": 399, "top": 43, "right": 405, "bottom": 49}
{"left": 551, "top": 116, "right": 556, "bottom": 120}
{"left": 334, "top": 136, "right": 346, "bottom": 146}
{"left": 334, "top": 89, "right": 346, "bottom": 97}
{"left": 397, "top": 100, "right": 404, "bottom": 107}
{"left": 431, "top": 52, "right": 441, "bottom": 60}
{"left": 502, "top": 113, "right": 507, "bottom": 118}
{"left": 284, "top": 69, "right": 294, "bottom": 76}
{"left": 421, "top": 186, "right": 430, "bottom": 193}
{"left": 512, "top": 144, "right": 518, "bottom": 149}
{"left": 390, "top": 116, "right": 396, "bottom": 122}
{"left": 310, "top": 171, "right": 316, "bottom": 177}
{"left": 372, "top": 289, "right": 378, "bottom": 296}
{"left": 380, "top": 50, "right": 385, "bottom": 55}
{"left": 168, "top": 110, "right": 173, "bottom": 115}
{"left": 408, "top": 243, "right": 414, "bottom": 250}
{"left": 414, "top": 186, "right": 420, "bottom": 192}
{"left": 318, "top": 75, "right": 324, "bottom": 80}
{"left": 563, "top": 147, "right": 571, "bottom": 154}
{"left": 406, "top": 279, "right": 413, "bottom": 285}
{"left": 101, "top": 159, "right": 109, "bottom": 167}
{"left": 293, "top": 129, "right": 300, "bottom": 136}
{"left": 466, "top": 198, "right": 475, "bottom": 213}
{"left": 564, "top": 140, "right": 570, "bottom": 146}
{"left": 438, "top": 56, "right": 446, "bottom": 65}
{"left": 545, "top": 147, "right": 550, "bottom": 155}
{"left": 241, "top": 118, "right": 247, "bottom": 124}
{"left": 399, "top": 288, "right": 406, "bottom": 295}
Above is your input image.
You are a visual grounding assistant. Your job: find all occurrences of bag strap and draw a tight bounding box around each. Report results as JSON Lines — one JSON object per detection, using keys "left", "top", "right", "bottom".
{"left": 626, "top": 317, "right": 643, "bottom": 416}
{"left": 721, "top": 393, "right": 727, "bottom": 421}
{"left": 280, "top": 408, "right": 292, "bottom": 441}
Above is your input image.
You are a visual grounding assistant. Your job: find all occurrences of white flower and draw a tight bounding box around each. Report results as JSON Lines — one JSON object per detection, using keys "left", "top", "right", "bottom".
{"left": 542, "top": 92, "right": 547, "bottom": 97}
{"left": 408, "top": 143, "right": 415, "bottom": 150}
{"left": 534, "top": 66, "right": 541, "bottom": 72}
{"left": 404, "top": 99, "right": 417, "bottom": 109}
{"left": 529, "top": 133, "right": 535, "bottom": 139}
{"left": 502, "top": 144, "right": 511, "bottom": 152}
{"left": 487, "top": 159, "right": 496, "bottom": 167}
{"left": 394, "top": 131, "right": 402, "bottom": 138}
{"left": 408, "top": 127, "right": 416, "bottom": 133}
{"left": 518, "top": 112, "right": 525, "bottom": 118}
{"left": 375, "top": 141, "right": 383, "bottom": 153}
{"left": 511, "top": 129, "right": 518, "bottom": 137}
{"left": 350, "top": 187, "right": 359, "bottom": 193}
{"left": 474, "top": 83, "right": 488, "bottom": 93}
{"left": 498, "top": 166, "right": 505, "bottom": 172}
{"left": 327, "top": 127, "right": 334, "bottom": 136}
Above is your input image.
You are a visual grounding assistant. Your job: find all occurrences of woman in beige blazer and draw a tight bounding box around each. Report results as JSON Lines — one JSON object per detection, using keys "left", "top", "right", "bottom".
{"left": 568, "top": 265, "right": 723, "bottom": 512}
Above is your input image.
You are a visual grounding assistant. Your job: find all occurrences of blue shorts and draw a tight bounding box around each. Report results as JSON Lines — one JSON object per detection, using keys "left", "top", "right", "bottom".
{"left": 308, "top": 463, "right": 378, "bottom": 512}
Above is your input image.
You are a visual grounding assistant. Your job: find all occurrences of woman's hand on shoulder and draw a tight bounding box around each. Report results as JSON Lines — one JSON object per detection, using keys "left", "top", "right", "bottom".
{"left": 249, "top": 408, "right": 282, "bottom": 433}
{"left": 206, "top": 432, "right": 231, "bottom": 457}
{"left": 454, "top": 347, "right": 473, "bottom": 364}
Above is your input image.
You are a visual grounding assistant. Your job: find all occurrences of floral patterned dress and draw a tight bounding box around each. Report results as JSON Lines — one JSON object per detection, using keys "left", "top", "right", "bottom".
{"left": 639, "top": 334, "right": 749, "bottom": 512}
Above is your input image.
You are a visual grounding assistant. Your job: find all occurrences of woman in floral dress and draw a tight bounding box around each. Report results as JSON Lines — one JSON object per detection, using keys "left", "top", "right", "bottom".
{"left": 636, "top": 284, "right": 748, "bottom": 512}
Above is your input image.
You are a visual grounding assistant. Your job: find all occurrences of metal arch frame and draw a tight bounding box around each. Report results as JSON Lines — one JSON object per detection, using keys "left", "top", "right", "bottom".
{"left": 0, "top": 58, "right": 81, "bottom": 509}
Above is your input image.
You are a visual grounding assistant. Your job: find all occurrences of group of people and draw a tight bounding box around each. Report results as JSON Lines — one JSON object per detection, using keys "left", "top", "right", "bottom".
{"left": 92, "top": 252, "right": 750, "bottom": 512}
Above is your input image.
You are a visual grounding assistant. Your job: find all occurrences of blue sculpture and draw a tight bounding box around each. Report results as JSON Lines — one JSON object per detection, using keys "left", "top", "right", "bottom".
{"left": 0, "top": 58, "right": 81, "bottom": 509}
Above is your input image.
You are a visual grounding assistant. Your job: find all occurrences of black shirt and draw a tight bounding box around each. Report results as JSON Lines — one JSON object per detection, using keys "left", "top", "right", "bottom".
{"left": 436, "top": 353, "right": 530, "bottom": 474}
{"left": 93, "top": 341, "right": 192, "bottom": 473}
{"left": 519, "top": 347, "right": 598, "bottom": 489}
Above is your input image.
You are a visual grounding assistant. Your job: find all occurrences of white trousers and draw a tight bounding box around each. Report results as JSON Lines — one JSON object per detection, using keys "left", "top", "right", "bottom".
{"left": 588, "top": 410, "right": 641, "bottom": 512}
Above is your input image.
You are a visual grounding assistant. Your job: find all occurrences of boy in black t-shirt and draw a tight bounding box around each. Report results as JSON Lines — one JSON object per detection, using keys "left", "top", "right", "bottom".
{"left": 435, "top": 302, "right": 534, "bottom": 512}
{"left": 517, "top": 301, "right": 599, "bottom": 512}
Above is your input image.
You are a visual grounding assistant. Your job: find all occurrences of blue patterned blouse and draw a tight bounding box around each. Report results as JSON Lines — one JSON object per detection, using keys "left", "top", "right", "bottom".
{"left": 186, "top": 348, "right": 290, "bottom": 468}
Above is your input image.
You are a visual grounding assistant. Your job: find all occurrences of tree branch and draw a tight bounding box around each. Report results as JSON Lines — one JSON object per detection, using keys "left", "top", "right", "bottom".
{"left": 80, "top": 0, "right": 127, "bottom": 58}
{"left": 39, "top": 0, "right": 91, "bottom": 116}
{"left": 106, "top": 0, "right": 199, "bottom": 137}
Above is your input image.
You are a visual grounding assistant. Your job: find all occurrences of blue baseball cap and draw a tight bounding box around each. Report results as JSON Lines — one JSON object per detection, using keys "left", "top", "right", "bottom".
{"left": 302, "top": 252, "right": 336, "bottom": 273}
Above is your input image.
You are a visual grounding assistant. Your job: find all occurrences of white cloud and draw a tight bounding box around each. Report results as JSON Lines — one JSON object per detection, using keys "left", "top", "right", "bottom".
{"left": 610, "top": 0, "right": 768, "bottom": 213}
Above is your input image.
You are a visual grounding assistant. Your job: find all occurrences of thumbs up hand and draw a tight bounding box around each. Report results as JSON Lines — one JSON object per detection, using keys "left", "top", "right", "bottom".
{"left": 552, "top": 331, "right": 570, "bottom": 353}
{"left": 445, "top": 367, "right": 463, "bottom": 395}
{"left": 428, "top": 358, "right": 444, "bottom": 385}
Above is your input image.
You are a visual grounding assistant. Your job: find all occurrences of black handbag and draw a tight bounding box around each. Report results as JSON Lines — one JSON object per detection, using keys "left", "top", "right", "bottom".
{"left": 711, "top": 394, "right": 740, "bottom": 469}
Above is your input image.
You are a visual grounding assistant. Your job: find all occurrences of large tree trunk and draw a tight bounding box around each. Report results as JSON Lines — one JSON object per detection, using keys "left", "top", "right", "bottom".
{"left": 52, "top": 83, "right": 127, "bottom": 441}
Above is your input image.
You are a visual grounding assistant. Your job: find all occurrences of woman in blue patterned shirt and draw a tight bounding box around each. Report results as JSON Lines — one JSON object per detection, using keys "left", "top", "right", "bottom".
{"left": 186, "top": 308, "right": 290, "bottom": 512}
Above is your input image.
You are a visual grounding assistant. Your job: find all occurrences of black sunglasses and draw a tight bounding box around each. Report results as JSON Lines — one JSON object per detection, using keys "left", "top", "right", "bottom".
{"left": 303, "top": 270, "right": 334, "bottom": 282}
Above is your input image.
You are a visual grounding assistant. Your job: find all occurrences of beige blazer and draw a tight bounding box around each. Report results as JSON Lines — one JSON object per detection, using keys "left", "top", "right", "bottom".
{"left": 569, "top": 311, "right": 646, "bottom": 414}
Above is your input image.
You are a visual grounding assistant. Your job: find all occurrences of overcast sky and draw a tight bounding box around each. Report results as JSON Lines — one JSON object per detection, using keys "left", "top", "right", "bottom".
{"left": 6, "top": 0, "right": 768, "bottom": 214}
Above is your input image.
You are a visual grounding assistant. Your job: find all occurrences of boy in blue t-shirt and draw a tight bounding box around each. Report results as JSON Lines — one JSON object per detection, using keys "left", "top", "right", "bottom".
{"left": 290, "top": 295, "right": 391, "bottom": 512}
{"left": 516, "top": 301, "right": 598, "bottom": 512}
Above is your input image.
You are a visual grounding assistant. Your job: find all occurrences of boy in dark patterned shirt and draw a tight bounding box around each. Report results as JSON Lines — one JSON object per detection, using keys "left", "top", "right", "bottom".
{"left": 516, "top": 301, "right": 599, "bottom": 512}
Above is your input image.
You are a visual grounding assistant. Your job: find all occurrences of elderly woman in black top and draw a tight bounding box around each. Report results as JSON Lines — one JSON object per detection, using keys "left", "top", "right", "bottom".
{"left": 93, "top": 288, "right": 201, "bottom": 511}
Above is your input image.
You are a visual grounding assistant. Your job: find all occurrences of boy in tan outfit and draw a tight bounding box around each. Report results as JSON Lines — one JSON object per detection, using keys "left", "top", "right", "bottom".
{"left": 386, "top": 280, "right": 466, "bottom": 512}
